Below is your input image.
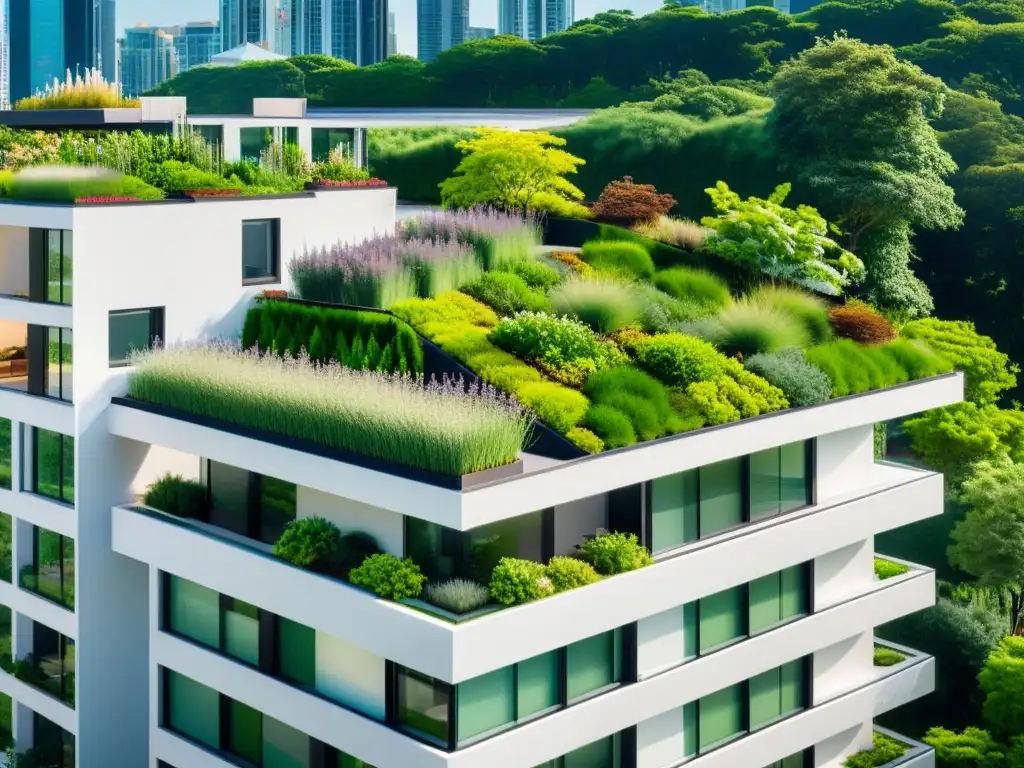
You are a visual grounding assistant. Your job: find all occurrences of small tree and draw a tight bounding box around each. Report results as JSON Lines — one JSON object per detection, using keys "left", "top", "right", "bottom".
{"left": 979, "top": 636, "right": 1024, "bottom": 740}
{"left": 439, "top": 128, "right": 588, "bottom": 217}
{"left": 700, "top": 181, "right": 865, "bottom": 295}
{"left": 949, "top": 457, "right": 1024, "bottom": 634}
{"left": 922, "top": 726, "right": 1005, "bottom": 768}
{"left": 590, "top": 176, "right": 676, "bottom": 226}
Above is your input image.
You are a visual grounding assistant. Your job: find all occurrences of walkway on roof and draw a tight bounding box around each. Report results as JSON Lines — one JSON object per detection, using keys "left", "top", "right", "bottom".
{"left": 303, "top": 107, "right": 595, "bottom": 129}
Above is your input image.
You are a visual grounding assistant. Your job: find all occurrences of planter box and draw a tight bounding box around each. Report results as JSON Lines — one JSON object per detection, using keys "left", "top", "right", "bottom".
{"left": 304, "top": 181, "right": 392, "bottom": 191}
{"left": 399, "top": 598, "right": 504, "bottom": 624}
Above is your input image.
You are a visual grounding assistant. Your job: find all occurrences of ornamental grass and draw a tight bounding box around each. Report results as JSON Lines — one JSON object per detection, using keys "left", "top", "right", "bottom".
{"left": 15, "top": 68, "right": 140, "bottom": 110}
{"left": 401, "top": 207, "right": 541, "bottom": 269}
{"left": 128, "top": 344, "right": 532, "bottom": 476}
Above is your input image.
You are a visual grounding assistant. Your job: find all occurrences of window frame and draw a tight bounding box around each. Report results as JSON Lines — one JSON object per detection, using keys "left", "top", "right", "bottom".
{"left": 108, "top": 306, "right": 165, "bottom": 368}
{"left": 204, "top": 460, "right": 297, "bottom": 545}
{"left": 241, "top": 218, "right": 281, "bottom": 286}
{"left": 29, "top": 427, "right": 73, "bottom": 505}
{"left": 21, "top": 525, "right": 74, "bottom": 611}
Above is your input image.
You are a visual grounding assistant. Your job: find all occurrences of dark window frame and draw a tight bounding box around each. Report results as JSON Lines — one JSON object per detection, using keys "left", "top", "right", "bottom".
{"left": 30, "top": 427, "right": 73, "bottom": 505}
{"left": 25, "top": 324, "right": 73, "bottom": 402}
{"left": 108, "top": 306, "right": 165, "bottom": 368}
{"left": 644, "top": 440, "right": 816, "bottom": 556}
{"left": 241, "top": 218, "right": 281, "bottom": 286}
{"left": 21, "top": 525, "right": 74, "bottom": 611}
{"left": 203, "top": 460, "right": 297, "bottom": 545}
{"left": 25, "top": 229, "right": 72, "bottom": 306}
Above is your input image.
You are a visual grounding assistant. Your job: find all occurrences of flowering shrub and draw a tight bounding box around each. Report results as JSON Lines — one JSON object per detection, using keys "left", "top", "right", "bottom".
{"left": 314, "top": 178, "right": 388, "bottom": 188}
{"left": 75, "top": 196, "right": 139, "bottom": 203}
{"left": 549, "top": 250, "right": 592, "bottom": 275}
{"left": 349, "top": 554, "right": 425, "bottom": 600}
{"left": 402, "top": 208, "right": 541, "bottom": 269}
{"left": 591, "top": 176, "right": 677, "bottom": 226}
{"left": 183, "top": 188, "right": 242, "bottom": 197}
{"left": 260, "top": 289, "right": 289, "bottom": 301}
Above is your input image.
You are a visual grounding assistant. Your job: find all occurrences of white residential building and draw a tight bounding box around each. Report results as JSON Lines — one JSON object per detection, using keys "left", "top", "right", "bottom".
{"left": 0, "top": 182, "right": 956, "bottom": 768}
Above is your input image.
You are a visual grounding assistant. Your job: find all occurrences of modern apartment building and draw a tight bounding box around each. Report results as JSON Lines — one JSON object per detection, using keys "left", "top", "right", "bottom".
{"left": 417, "top": 0, "right": 469, "bottom": 62}
{"left": 499, "top": 0, "right": 573, "bottom": 40}
{"left": 119, "top": 25, "right": 178, "bottom": 98}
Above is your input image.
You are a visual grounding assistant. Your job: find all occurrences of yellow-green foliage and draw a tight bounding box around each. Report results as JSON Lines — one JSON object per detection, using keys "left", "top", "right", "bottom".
{"left": 566, "top": 427, "right": 604, "bottom": 454}
{"left": 804, "top": 338, "right": 953, "bottom": 398}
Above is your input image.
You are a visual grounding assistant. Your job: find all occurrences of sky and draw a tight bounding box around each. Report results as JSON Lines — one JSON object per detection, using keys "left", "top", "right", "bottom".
{"left": 116, "top": 0, "right": 664, "bottom": 57}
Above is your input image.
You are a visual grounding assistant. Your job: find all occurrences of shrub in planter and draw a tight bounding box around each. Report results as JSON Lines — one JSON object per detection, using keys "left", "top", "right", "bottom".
{"left": 566, "top": 427, "right": 604, "bottom": 454}
{"left": 152, "top": 160, "right": 233, "bottom": 194}
{"left": 874, "top": 557, "right": 910, "bottom": 580}
{"left": 336, "top": 531, "right": 383, "bottom": 579}
{"left": 745, "top": 348, "right": 832, "bottom": 407}
{"left": 828, "top": 303, "right": 897, "bottom": 344}
{"left": 122, "top": 175, "right": 166, "bottom": 200}
{"left": 463, "top": 272, "right": 551, "bottom": 317}
{"left": 143, "top": 473, "right": 209, "bottom": 518}
{"left": 349, "top": 553, "right": 425, "bottom": 600}
{"left": 843, "top": 733, "right": 909, "bottom": 768}
{"left": 490, "top": 558, "right": 554, "bottom": 606}
{"left": 653, "top": 267, "right": 730, "bottom": 310}
{"left": 696, "top": 303, "right": 811, "bottom": 357}
{"left": 423, "top": 579, "right": 491, "bottom": 614}
{"left": 590, "top": 176, "right": 677, "bottom": 227}
{"left": 633, "top": 333, "right": 727, "bottom": 388}
{"left": 273, "top": 517, "right": 342, "bottom": 574}
{"left": 873, "top": 647, "right": 905, "bottom": 667}
{"left": 585, "top": 404, "right": 637, "bottom": 449}
{"left": 579, "top": 531, "right": 653, "bottom": 575}
{"left": 546, "top": 556, "right": 601, "bottom": 592}
{"left": 580, "top": 241, "right": 655, "bottom": 281}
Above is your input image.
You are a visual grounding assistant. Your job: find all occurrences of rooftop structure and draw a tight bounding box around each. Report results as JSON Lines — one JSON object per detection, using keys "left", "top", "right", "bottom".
{"left": 209, "top": 41, "right": 287, "bottom": 66}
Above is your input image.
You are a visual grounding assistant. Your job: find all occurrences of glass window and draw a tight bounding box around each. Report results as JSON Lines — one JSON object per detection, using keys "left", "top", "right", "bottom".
{"left": 780, "top": 659, "right": 806, "bottom": 714}
{"left": 0, "top": 417, "right": 11, "bottom": 490}
{"left": 749, "top": 448, "right": 780, "bottom": 521}
{"left": 166, "top": 670, "right": 220, "bottom": 750}
{"left": 22, "top": 527, "right": 73, "bottom": 610}
{"left": 566, "top": 630, "right": 620, "bottom": 701}
{"left": 564, "top": 736, "right": 615, "bottom": 768}
{"left": 208, "top": 460, "right": 250, "bottom": 537}
{"left": 699, "top": 458, "right": 743, "bottom": 537}
{"left": 0, "top": 691, "right": 10, "bottom": 751}
{"left": 260, "top": 476, "right": 297, "bottom": 543}
{"left": 683, "top": 701, "right": 697, "bottom": 758}
{"left": 263, "top": 715, "right": 310, "bottom": 768}
{"left": 239, "top": 127, "right": 274, "bottom": 162}
{"left": 46, "top": 230, "right": 72, "bottom": 305}
{"left": 781, "top": 442, "right": 811, "bottom": 512}
{"left": 698, "top": 683, "right": 744, "bottom": 751}
{"left": 32, "top": 427, "right": 73, "bottom": 504}
{"left": 168, "top": 575, "right": 220, "bottom": 649}
{"left": 278, "top": 617, "right": 316, "bottom": 687}
{"left": 224, "top": 598, "right": 260, "bottom": 666}
{"left": 699, "top": 586, "right": 745, "bottom": 653}
{"left": 242, "top": 219, "right": 280, "bottom": 283}
{"left": 650, "top": 470, "right": 698, "bottom": 553}
{"left": 0, "top": 512, "right": 11, "bottom": 582}
{"left": 0, "top": 605, "right": 10, "bottom": 670}
{"left": 749, "top": 572, "right": 782, "bottom": 634}
{"left": 517, "top": 650, "right": 560, "bottom": 719}
{"left": 683, "top": 601, "right": 698, "bottom": 659}
{"left": 32, "top": 712, "right": 75, "bottom": 768}
{"left": 312, "top": 127, "right": 355, "bottom": 163}
{"left": 457, "top": 666, "right": 515, "bottom": 743}
{"left": 229, "top": 700, "right": 262, "bottom": 765}
{"left": 46, "top": 327, "right": 72, "bottom": 401}
{"left": 748, "top": 665, "right": 782, "bottom": 729}
{"left": 781, "top": 564, "right": 809, "bottom": 620}
{"left": 109, "top": 308, "right": 164, "bottom": 367}
{"left": 396, "top": 666, "right": 451, "bottom": 745}
{"left": 337, "top": 753, "right": 376, "bottom": 768}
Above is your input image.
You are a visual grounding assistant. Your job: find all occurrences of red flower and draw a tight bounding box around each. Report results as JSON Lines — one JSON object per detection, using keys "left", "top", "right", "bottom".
{"left": 75, "top": 196, "right": 140, "bottom": 203}
{"left": 184, "top": 189, "right": 243, "bottom": 198}
{"left": 315, "top": 179, "right": 388, "bottom": 188}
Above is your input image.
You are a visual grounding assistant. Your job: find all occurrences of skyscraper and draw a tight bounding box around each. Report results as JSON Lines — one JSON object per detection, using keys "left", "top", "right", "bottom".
{"left": 176, "top": 21, "right": 222, "bottom": 72}
{"left": 0, "top": 5, "right": 9, "bottom": 109}
{"left": 100, "top": 0, "right": 116, "bottom": 82}
{"left": 387, "top": 10, "right": 397, "bottom": 57}
{"left": 7, "top": 0, "right": 101, "bottom": 102}
{"left": 416, "top": 0, "right": 468, "bottom": 62}
{"left": 282, "top": 0, "right": 386, "bottom": 64}
{"left": 467, "top": 26, "right": 496, "bottom": 39}
{"left": 498, "top": 0, "right": 573, "bottom": 41}
{"left": 119, "top": 24, "right": 177, "bottom": 97}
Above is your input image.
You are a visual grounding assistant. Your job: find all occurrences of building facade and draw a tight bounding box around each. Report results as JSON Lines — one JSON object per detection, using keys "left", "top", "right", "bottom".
{"left": 7, "top": 0, "right": 105, "bottom": 102}
{"left": 174, "top": 21, "right": 222, "bottom": 73}
{"left": 387, "top": 9, "right": 397, "bottom": 56}
{"left": 119, "top": 25, "right": 178, "bottom": 98}
{"left": 281, "top": 0, "right": 387, "bottom": 64}
{"left": 467, "top": 26, "right": 496, "bottom": 40}
{"left": 498, "top": 0, "right": 573, "bottom": 40}
{"left": 416, "top": 0, "right": 468, "bottom": 62}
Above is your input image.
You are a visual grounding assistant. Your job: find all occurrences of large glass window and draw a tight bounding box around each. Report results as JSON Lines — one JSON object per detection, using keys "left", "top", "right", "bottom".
{"left": 45, "top": 230, "right": 72, "bottom": 305}
{"left": 30, "top": 623, "right": 74, "bottom": 707}
{"left": 242, "top": 219, "right": 280, "bottom": 284}
{"left": 312, "top": 127, "right": 355, "bottom": 163}
{"left": 229, "top": 700, "right": 262, "bottom": 765}
{"left": 277, "top": 617, "right": 316, "bottom": 687}
{"left": 168, "top": 575, "right": 220, "bottom": 648}
{"left": 239, "top": 127, "right": 274, "bottom": 162}
{"left": 457, "top": 666, "right": 515, "bottom": 743}
{"left": 406, "top": 511, "right": 546, "bottom": 584}
{"left": 566, "top": 630, "right": 622, "bottom": 701}
{"left": 0, "top": 417, "right": 11, "bottom": 490}
{"left": 166, "top": 670, "right": 220, "bottom": 749}
{"left": 396, "top": 666, "right": 451, "bottom": 745}
{"left": 648, "top": 441, "right": 812, "bottom": 554}
{"left": 0, "top": 512, "right": 11, "bottom": 583}
{"left": 207, "top": 461, "right": 296, "bottom": 544}
{"left": 698, "top": 684, "right": 745, "bottom": 751}
{"left": 0, "top": 691, "right": 10, "bottom": 751}
{"left": 0, "top": 605, "right": 10, "bottom": 670}
{"left": 533, "top": 733, "right": 623, "bottom": 768}
{"left": 699, "top": 586, "right": 745, "bottom": 653}
{"left": 109, "top": 308, "right": 165, "bottom": 367}
{"left": 31, "top": 712, "right": 75, "bottom": 768}
{"left": 224, "top": 598, "right": 260, "bottom": 667}
{"left": 31, "top": 427, "right": 74, "bottom": 504}
{"left": 263, "top": 715, "right": 310, "bottom": 767}
{"left": 20, "top": 526, "right": 74, "bottom": 610}
{"left": 46, "top": 327, "right": 72, "bottom": 401}
{"left": 517, "top": 650, "right": 560, "bottom": 719}
{"left": 765, "top": 752, "right": 811, "bottom": 768}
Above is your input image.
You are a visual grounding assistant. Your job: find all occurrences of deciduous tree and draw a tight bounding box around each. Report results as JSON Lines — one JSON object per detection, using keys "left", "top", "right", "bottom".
{"left": 979, "top": 636, "right": 1024, "bottom": 739}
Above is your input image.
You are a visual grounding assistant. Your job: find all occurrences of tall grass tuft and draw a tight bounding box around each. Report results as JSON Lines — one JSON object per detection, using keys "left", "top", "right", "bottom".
{"left": 696, "top": 303, "right": 811, "bottom": 357}
{"left": 745, "top": 285, "right": 833, "bottom": 344}
{"left": 128, "top": 344, "right": 532, "bottom": 476}
{"left": 401, "top": 207, "right": 541, "bottom": 269}
{"left": 633, "top": 216, "right": 712, "bottom": 250}
{"left": 15, "top": 68, "right": 140, "bottom": 110}
{"left": 549, "top": 277, "right": 642, "bottom": 334}
{"left": 423, "top": 579, "right": 491, "bottom": 613}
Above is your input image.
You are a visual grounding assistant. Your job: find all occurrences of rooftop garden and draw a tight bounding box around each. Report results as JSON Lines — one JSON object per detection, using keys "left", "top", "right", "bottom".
{"left": 14, "top": 69, "right": 140, "bottom": 110}
{"left": 0, "top": 126, "right": 386, "bottom": 202}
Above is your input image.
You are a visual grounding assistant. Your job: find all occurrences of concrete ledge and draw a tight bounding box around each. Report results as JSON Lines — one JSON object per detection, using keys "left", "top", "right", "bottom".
{"left": 0, "top": 667, "right": 75, "bottom": 735}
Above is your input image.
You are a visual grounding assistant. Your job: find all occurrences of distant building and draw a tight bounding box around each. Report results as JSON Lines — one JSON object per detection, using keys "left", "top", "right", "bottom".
{"left": 284, "top": 0, "right": 388, "bottom": 64}
{"left": 416, "top": 0, "right": 468, "bottom": 62}
{"left": 209, "top": 41, "right": 286, "bottom": 65}
{"left": 220, "top": 0, "right": 291, "bottom": 54}
{"left": 7, "top": 0, "right": 107, "bottom": 102}
{"left": 467, "top": 26, "right": 495, "bottom": 39}
{"left": 387, "top": 10, "right": 397, "bottom": 56}
{"left": 498, "top": 0, "right": 573, "bottom": 41}
{"left": 175, "top": 21, "right": 222, "bottom": 73}
{"left": 119, "top": 24, "right": 178, "bottom": 97}
{"left": 0, "top": 7, "right": 8, "bottom": 109}
{"left": 100, "top": 0, "right": 116, "bottom": 82}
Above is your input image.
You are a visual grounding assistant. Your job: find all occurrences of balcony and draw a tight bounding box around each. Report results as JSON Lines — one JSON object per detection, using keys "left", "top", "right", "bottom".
{"left": 846, "top": 727, "right": 935, "bottom": 768}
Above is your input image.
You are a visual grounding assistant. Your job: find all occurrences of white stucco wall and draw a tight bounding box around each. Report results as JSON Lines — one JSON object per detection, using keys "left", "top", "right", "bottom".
{"left": 298, "top": 486, "right": 404, "bottom": 557}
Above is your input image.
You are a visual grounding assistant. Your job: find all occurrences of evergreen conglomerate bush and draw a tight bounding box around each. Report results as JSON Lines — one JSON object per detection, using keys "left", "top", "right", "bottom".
{"left": 349, "top": 554, "right": 425, "bottom": 600}
{"left": 579, "top": 531, "right": 653, "bottom": 575}
{"left": 580, "top": 240, "right": 656, "bottom": 281}
{"left": 745, "top": 347, "right": 832, "bottom": 407}
{"left": 489, "top": 558, "right": 553, "bottom": 606}
{"left": 273, "top": 517, "right": 343, "bottom": 574}
{"left": 549, "top": 277, "right": 643, "bottom": 334}
{"left": 653, "top": 266, "right": 731, "bottom": 310}
{"left": 462, "top": 271, "right": 551, "bottom": 317}
{"left": 545, "top": 557, "right": 602, "bottom": 592}
{"left": 128, "top": 344, "right": 532, "bottom": 476}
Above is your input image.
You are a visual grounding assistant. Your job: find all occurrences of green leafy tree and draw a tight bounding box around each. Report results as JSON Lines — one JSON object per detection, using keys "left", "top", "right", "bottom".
{"left": 904, "top": 403, "right": 1024, "bottom": 482}
{"left": 145, "top": 60, "right": 306, "bottom": 114}
{"left": 949, "top": 458, "right": 1024, "bottom": 633}
{"left": 439, "top": 128, "right": 588, "bottom": 216}
{"left": 700, "top": 181, "right": 865, "bottom": 294}
{"left": 769, "top": 35, "right": 963, "bottom": 317}
{"left": 979, "top": 636, "right": 1024, "bottom": 739}
{"left": 922, "top": 726, "right": 1005, "bottom": 768}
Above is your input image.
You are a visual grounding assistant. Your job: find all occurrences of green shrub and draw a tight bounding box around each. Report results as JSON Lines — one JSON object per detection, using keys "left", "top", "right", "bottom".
{"left": 549, "top": 277, "right": 643, "bottom": 334}
{"left": 745, "top": 348, "right": 832, "bottom": 407}
{"left": 746, "top": 285, "right": 832, "bottom": 344}
{"left": 546, "top": 556, "right": 601, "bottom": 592}
{"left": 875, "top": 557, "right": 911, "bottom": 580}
{"left": 873, "top": 647, "right": 906, "bottom": 667}
{"left": 843, "top": 733, "right": 909, "bottom": 768}
{"left": 668, "top": 389, "right": 708, "bottom": 433}
{"left": 636, "top": 284, "right": 713, "bottom": 333}
{"left": 122, "top": 175, "right": 165, "bottom": 200}
{"left": 902, "top": 318, "right": 1017, "bottom": 405}
{"left": 498, "top": 258, "right": 563, "bottom": 290}
{"left": 9, "top": 165, "right": 123, "bottom": 202}
{"left": 152, "top": 159, "right": 233, "bottom": 193}
{"left": 566, "top": 427, "right": 604, "bottom": 454}
{"left": 697, "top": 303, "right": 811, "bottom": 357}
{"left": 143, "top": 473, "right": 208, "bottom": 518}
{"left": 579, "top": 531, "right": 653, "bottom": 575}
{"left": 336, "top": 532, "right": 382, "bottom": 579}
{"left": 804, "top": 340, "right": 908, "bottom": 398}
{"left": 584, "top": 366, "right": 675, "bottom": 441}
{"left": 633, "top": 332, "right": 727, "bottom": 387}
{"left": 462, "top": 272, "right": 550, "bottom": 317}
{"left": 273, "top": 517, "right": 342, "bottom": 574}
{"left": 489, "top": 558, "right": 554, "bottom": 606}
{"left": 580, "top": 240, "right": 655, "bottom": 280}
{"left": 390, "top": 291, "right": 498, "bottom": 330}
{"left": 515, "top": 381, "right": 589, "bottom": 434}
{"left": 654, "top": 266, "right": 731, "bottom": 309}
{"left": 585, "top": 404, "right": 637, "bottom": 449}
{"left": 923, "top": 726, "right": 1006, "bottom": 768}
{"left": 881, "top": 339, "right": 953, "bottom": 380}
{"left": 423, "top": 579, "right": 491, "bottom": 613}
{"left": 349, "top": 553, "right": 425, "bottom": 600}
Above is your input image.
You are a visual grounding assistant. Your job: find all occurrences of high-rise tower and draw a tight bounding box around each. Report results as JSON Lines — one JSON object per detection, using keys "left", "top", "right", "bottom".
{"left": 416, "top": 0, "right": 468, "bottom": 62}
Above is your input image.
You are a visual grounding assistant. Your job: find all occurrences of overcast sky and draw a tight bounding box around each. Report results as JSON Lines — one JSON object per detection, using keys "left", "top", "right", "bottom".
{"left": 117, "top": 1, "right": 663, "bottom": 57}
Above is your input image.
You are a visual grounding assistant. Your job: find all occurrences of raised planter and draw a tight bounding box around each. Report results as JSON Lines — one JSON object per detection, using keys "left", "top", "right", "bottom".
{"left": 304, "top": 180, "right": 390, "bottom": 190}
{"left": 111, "top": 396, "right": 525, "bottom": 491}
{"left": 399, "top": 598, "right": 504, "bottom": 624}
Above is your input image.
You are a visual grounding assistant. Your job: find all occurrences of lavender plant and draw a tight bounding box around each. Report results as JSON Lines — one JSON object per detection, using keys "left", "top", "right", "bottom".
{"left": 401, "top": 207, "right": 541, "bottom": 269}
{"left": 128, "top": 344, "right": 533, "bottom": 475}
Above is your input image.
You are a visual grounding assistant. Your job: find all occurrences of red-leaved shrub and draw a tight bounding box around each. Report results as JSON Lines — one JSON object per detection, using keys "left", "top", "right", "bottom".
{"left": 590, "top": 176, "right": 676, "bottom": 226}
{"left": 828, "top": 304, "right": 897, "bottom": 344}
{"left": 185, "top": 188, "right": 242, "bottom": 198}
